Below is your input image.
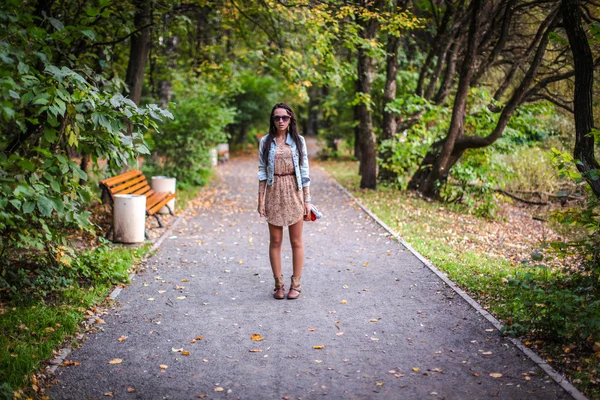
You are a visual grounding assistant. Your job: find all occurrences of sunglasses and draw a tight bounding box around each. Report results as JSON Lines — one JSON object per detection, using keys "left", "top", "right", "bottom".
{"left": 272, "top": 115, "right": 291, "bottom": 122}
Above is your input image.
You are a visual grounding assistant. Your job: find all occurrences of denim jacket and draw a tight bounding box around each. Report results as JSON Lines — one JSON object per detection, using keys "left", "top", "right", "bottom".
{"left": 258, "top": 134, "right": 310, "bottom": 190}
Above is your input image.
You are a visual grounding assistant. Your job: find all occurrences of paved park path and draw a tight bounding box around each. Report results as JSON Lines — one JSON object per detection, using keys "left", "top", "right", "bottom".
{"left": 49, "top": 152, "right": 573, "bottom": 400}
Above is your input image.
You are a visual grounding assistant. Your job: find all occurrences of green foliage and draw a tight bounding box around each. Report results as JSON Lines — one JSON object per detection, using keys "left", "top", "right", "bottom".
{"left": 227, "top": 71, "right": 283, "bottom": 144}
{"left": 505, "top": 267, "right": 600, "bottom": 342}
{"left": 378, "top": 95, "right": 450, "bottom": 188}
{"left": 0, "top": 244, "right": 147, "bottom": 391}
{"left": 0, "top": 1, "right": 171, "bottom": 269}
{"left": 442, "top": 149, "right": 507, "bottom": 218}
{"left": 146, "top": 75, "right": 235, "bottom": 185}
{"left": 0, "top": 241, "right": 143, "bottom": 300}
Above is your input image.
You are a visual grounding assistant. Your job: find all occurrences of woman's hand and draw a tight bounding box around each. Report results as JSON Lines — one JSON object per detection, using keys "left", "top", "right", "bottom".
{"left": 303, "top": 201, "right": 311, "bottom": 221}
{"left": 258, "top": 201, "right": 266, "bottom": 217}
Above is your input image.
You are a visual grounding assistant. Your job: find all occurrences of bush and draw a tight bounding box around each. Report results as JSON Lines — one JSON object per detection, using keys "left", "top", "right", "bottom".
{"left": 0, "top": 243, "right": 142, "bottom": 300}
{"left": 0, "top": 4, "right": 171, "bottom": 269}
{"left": 145, "top": 75, "right": 235, "bottom": 185}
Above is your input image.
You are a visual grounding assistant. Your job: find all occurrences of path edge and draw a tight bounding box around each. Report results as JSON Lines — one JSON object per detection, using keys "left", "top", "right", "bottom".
{"left": 325, "top": 168, "right": 587, "bottom": 400}
{"left": 45, "top": 210, "right": 189, "bottom": 375}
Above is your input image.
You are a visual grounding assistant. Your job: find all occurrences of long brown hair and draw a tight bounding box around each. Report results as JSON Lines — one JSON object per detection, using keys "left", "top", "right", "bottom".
{"left": 260, "top": 103, "right": 304, "bottom": 166}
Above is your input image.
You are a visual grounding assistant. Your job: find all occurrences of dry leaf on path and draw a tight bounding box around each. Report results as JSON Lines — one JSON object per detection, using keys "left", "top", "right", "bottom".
{"left": 160, "top": 364, "right": 168, "bottom": 370}
{"left": 251, "top": 334, "right": 264, "bottom": 341}
{"left": 117, "top": 336, "right": 128, "bottom": 342}
{"left": 313, "top": 345, "right": 325, "bottom": 349}
{"left": 249, "top": 349, "right": 262, "bottom": 353}
{"left": 108, "top": 358, "right": 122, "bottom": 365}
{"left": 489, "top": 373, "right": 503, "bottom": 378}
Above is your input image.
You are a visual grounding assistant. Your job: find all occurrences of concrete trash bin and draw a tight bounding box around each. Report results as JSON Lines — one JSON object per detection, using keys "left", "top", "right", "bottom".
{"left": 113, "top": 194, "right": 146, "bottom": 243}
{"left": 151, "top": 176, "right": 176, "bottom": 214}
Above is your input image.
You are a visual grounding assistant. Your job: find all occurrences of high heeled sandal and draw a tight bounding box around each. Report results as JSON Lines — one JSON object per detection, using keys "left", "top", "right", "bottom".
{"left": 287, "top": 275, "right": 301, "bottom": 300}
{"left": 273, "top": 275, "right": 285, "bottom": 300}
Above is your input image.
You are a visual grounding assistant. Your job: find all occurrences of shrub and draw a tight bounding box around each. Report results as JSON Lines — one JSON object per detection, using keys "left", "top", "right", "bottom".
{"left": 145, "top": 75, "right": 235, "bottom": 186}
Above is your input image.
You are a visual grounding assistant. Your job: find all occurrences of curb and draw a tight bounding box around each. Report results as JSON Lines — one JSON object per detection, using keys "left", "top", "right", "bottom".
{"left": 45, "top": 210, "right": 189, "bottom": 375}
{"left": 325, "top": 168, "right": 587, "bottom": 400}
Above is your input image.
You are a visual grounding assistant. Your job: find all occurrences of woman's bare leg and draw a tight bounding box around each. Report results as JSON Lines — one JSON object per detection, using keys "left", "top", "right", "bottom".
{"left": 288, "top": 219, "right": 304, "bottom": 277}
{"left": 268, "top": 223, "right": 284, "bottom": 277}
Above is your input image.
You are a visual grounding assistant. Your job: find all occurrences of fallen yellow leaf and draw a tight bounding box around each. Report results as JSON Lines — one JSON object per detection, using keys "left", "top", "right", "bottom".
{"left": 117, "top": 336, "right": 128, "bottom": 342}
{"left": 363, "top": 262, "right": 369, "bottom": 267}
{"left": 251, "top": 334, "right": 264, "bottom": 341}
{"left": 182, "top": 279, "right": 189, "bottom": 282}
{"left": 489, "top": 372, "right": 503, "bottom": 378}
{"left": 60, "top": 360, "right": 80, "bottom": 367}
{"left": 375, "top": 382, "right": 384, "bottom": 386}
{"left": 104, "top": 392, "right": 114, "bottom": 397}
{"left": 214, "top": 387, "right": 224, "bottom": 392}
{"left": 108, "top": 358, "right": 122, "bottom": 365}
{"left": 182, "top": 351, "right": 190, "bottom": 356}
{"left": 412, "top": 367, "right": 420, "bottom": 372}
{"left": 196, "top": 335, "right": 203, "bottom": 341}
{"left": 160, "top": 364, "right": 168, "bottom": 369}
{"left": 341, "top": 300, "right": 347, "bottom": 304}
{"left": 369, "top": 319, "right": 378, "bottom": 322}
{"left": 249, "top": 349, "right": 262, "bottom": 353}
{"left": 313, "top": 345, "right": 324, "bottom": 349}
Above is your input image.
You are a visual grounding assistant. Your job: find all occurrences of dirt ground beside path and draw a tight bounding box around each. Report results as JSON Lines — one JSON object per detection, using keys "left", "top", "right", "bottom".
{"left": 48, "top": 154, "right": 571, "bottom": 400}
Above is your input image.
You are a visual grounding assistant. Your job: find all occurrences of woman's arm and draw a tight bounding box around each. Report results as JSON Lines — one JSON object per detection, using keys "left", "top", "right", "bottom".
{"left": 300, "top": 136, "right": 310, "bottom": 188}
{"left": 258, "top": 180, "right": 266, "bottom": 216}
{"left": 257, "top": 137, "right": 267, "bottom": 182}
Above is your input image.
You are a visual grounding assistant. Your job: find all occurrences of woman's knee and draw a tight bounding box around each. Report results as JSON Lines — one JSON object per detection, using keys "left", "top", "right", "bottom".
{"left": 270, "top": 237, "right": 283, "bottom": 248}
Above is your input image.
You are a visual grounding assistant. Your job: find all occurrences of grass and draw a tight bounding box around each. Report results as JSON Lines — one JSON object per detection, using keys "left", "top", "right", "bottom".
{"left": 319, "top": 159, "right": 600, "bottom": 399}
{"left": 0, "top": 244, "right": 149, "bottom": 397}
{"left": 0, "top": 173, "right": 211, "bottom": 397}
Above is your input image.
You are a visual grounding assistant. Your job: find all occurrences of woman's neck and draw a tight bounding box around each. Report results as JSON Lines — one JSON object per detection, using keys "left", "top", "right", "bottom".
{"left": 275, "top": 130, "right": 287, "bottom": 138}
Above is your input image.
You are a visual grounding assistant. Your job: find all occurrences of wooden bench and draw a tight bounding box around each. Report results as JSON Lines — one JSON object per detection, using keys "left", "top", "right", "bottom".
{"left": 99, "top": 170, "right": 176, "bottom": 231}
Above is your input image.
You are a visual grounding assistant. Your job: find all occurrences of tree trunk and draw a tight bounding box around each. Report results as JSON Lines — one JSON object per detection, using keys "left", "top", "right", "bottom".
{"left": 415, "top": 3, "right": 454, "bottom": 97}
{"left": 561, "top": 0, "right": 600, "bottom": 198}
{"left": 433, "top": 30, "right": 461, "bottom": 105}
{"left": 356, "top": 0, "right": 382, "bottom": 189}
{"left": 306, "top": 85, "right": 320, "bottom": 137}
{"left": 379, "top": 33, "right": 401, "bottom": 182}
{"left": 409, "top": 0, "right": 483, "bottom": 198}
{"left": 409, "top": 5, "right": 559, "bottom": 196}
{"left": 382, "top": 35, "right": 400, "bottom": 141}
{"left": 125, "top": 0, "right": 152, "bottom": 105}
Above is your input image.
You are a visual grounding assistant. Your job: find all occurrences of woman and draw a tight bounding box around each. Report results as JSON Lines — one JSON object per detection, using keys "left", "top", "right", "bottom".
{"left": 257, "top": 103, "right": 311, "bottom": 300}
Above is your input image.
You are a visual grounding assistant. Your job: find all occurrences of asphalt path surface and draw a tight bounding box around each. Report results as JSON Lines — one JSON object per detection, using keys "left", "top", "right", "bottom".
{"left": 48, "top": 154, "right": 571, "bottom": 400}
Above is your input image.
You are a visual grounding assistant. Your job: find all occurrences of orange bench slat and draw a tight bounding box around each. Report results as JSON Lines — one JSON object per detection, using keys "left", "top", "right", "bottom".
{"left": 99, "top": 170, "right": 143, "bottom": 188}
{"left": 110, "top": 175, "right": 147, "bottom": 194}
{"left": 147, "top": 193, "right": 176, "bottom": 215}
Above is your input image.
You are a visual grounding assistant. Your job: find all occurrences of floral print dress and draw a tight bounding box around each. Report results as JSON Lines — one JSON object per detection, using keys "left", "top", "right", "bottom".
{"left": 265, "top": 144, "right": 304, "bottom": 227}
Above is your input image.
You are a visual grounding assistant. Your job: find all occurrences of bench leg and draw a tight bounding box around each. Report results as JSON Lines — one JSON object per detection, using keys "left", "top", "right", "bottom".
{"left": 152, "top": 214, "right": 164, "bottom": 228}
{"left": 165, "top": 204, "right": 174, "bottom": 216}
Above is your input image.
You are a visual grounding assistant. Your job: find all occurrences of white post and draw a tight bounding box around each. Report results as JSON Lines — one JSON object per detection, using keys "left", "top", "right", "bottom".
{"left": 113, "top": 194, "right": 146, "bottom": 243}
{"left": 151, "top": 176, "right": 176, "bottom": 214}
